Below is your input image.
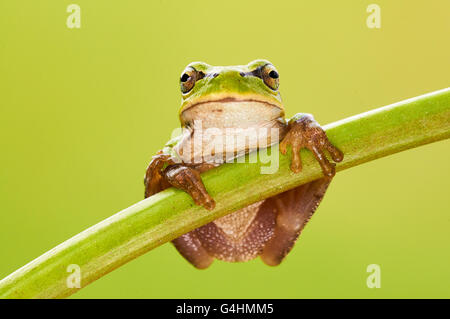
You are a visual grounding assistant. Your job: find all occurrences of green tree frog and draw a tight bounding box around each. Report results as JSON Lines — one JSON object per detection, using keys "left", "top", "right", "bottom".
{"left": 144, "top": 60, "right": 343, "bottom": 268}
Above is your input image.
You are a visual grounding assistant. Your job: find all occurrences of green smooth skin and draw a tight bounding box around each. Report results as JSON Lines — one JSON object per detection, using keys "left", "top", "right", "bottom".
{"left": 179, "top": 60, "right": 283, "bottom": 115}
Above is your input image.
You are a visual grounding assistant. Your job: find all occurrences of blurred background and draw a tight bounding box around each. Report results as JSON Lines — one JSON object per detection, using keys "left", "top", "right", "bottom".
{"left": 0, "top": 0, "right": 449, "bottom": 298}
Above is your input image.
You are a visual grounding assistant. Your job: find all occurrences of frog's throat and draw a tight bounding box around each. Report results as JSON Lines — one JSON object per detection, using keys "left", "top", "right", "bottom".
{"left": 179, "top": 97, "right": 284, "bottom": 129}
{"left": 182, "top": 97, "right": 282, "bottom": 113}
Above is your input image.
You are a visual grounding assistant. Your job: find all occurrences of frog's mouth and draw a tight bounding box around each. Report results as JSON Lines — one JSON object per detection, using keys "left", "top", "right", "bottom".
{"left": 180, "top": 97, "right": 285, "bottom": 130}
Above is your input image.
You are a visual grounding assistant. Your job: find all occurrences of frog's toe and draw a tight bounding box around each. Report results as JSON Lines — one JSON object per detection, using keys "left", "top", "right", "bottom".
{"left": 203, "top": 196, "right": 216, "bottom": 211}
{"left": 325, "top": 140, "right": 344, "bottom": 163}
{"left": 310, "top": 145, "right": 336, "bottom": 177}
{"left": 194, "top": 191, "right": 216, "bottom": 211}
{"left": 279, "top": 138, "right": 289, "bottom": 155}
{"left": 289, "top": 145, "right": 302, "bottom": 173}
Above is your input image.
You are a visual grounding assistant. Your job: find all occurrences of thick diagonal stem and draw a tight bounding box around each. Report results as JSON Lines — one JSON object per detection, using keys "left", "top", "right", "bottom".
{"left": 0, "top": 88, "right": 449, "bottom": 298}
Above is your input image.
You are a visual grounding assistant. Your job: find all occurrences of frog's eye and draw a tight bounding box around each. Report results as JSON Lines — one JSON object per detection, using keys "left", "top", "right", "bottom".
{"left": 261, "top": 64, "right": 279, "bottom": 91}
{"left": 180, "top": 67, "right": 205, "bottom": 94}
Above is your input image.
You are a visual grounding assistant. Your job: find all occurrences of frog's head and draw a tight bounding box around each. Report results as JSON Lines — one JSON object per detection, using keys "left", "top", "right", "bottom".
{"left": 178, "top": 60, "right": 284, "bottom": 128}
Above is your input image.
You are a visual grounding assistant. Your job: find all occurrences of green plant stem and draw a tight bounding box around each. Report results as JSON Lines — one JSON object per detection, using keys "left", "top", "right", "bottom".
{"left": 1, "top": 88, "right": 449, "bottom": 299}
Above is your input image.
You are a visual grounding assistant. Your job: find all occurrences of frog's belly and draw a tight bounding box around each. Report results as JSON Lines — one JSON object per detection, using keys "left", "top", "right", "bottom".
{"left": 176, "top": 128, "right": 281, "bottom": 164}
{"left": 194, "top": 200, "right": 276, "bottom": 262}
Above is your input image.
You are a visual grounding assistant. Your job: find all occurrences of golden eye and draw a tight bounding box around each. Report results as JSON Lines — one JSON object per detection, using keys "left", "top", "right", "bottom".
{"left": 261, "top": 64, "right": 279, "bottom": 91}
{"left": 180, "top": 67, "right": 205, "bottom": 94}
{"left": 180, "top": 67, "right": 196, "bottom": 93}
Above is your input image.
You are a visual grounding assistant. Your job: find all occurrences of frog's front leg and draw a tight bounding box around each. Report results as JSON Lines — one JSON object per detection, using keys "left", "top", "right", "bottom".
{"left": 280, "top": 113, "right": 343, "bottom": 176}
{"left": 144, "top": 154, "right": 215, "bottom": 268}
{"left": 258, "top": 114, "right": 344, "bottom": 266}
{"left": 144, "top": 153, "right": 215, "bottom": 210}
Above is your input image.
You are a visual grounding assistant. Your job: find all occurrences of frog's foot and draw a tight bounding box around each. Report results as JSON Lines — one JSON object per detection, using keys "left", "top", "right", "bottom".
{"left": 172, "top": 232, "right": 214, "bottom": 269}
{"left": 164, "top": 164, "right": 216, "bottom": 210}
{"left": 280, "top": 114, "right": 343, "bottom": 177}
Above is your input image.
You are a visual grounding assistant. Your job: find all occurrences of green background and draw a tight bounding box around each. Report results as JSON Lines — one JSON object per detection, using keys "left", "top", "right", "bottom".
{"left": 1, "top": 0, "right": 449, "bottom": 298}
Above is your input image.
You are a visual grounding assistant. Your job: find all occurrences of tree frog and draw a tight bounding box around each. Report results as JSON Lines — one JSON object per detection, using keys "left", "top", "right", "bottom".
{"left": 144, "top": 60, "right": 343, "bottom": 268}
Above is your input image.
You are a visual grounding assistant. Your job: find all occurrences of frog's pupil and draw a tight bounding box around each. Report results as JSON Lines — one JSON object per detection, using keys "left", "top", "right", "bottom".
{"left": 181, "top": 73, "right": 190, "bottom": 82}
{"left": 269, "top": 70, "right": 279, "bottom": 79}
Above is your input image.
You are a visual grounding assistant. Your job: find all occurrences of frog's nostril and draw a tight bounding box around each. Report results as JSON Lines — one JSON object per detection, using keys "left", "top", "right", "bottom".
{"left": 212, "top": 73, "right": 219, "bottom": 78}
{"left": 239, "top": 72, "right": 246, "bottom": 77}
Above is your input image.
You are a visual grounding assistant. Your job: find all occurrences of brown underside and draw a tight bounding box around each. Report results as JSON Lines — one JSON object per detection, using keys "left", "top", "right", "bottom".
{"left": 169, "top": 164, "right": 332, "bottom": 267}
{"left": 194, "top": 200, "right": 276, "bottom": 262}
